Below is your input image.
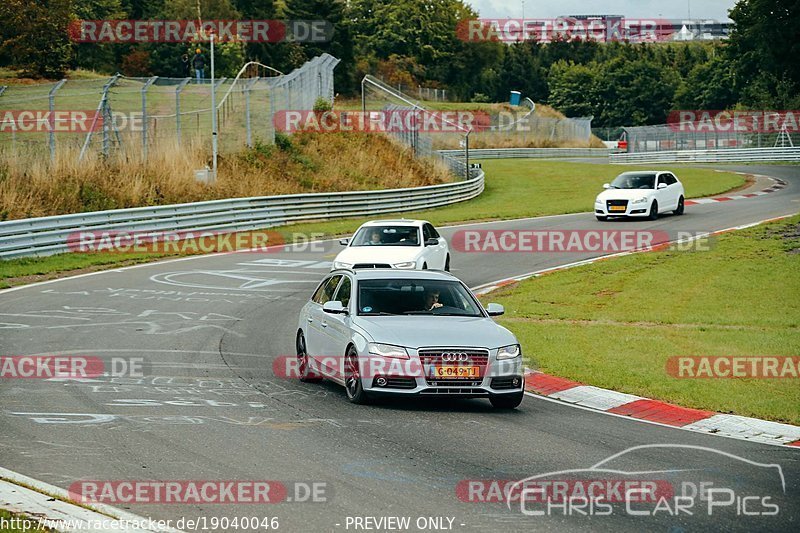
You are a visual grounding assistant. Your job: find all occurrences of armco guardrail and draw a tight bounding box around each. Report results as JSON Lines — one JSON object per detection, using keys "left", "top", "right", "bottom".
{"left": 0, "top": 170, "right": 484, "bottom": 259}
{"left": 611, "top": 147, "right": 800, "bottom": 164}
{"left": 439, "top": 148, "right": 611, "bottom": 160}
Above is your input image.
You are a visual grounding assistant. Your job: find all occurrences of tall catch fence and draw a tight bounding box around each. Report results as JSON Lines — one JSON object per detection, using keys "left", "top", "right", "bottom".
{"left": 622, "top": 122, "right": 800, "bottom": 154}
{"left": 0, "top": 54, "right": 339, "bottom": 163}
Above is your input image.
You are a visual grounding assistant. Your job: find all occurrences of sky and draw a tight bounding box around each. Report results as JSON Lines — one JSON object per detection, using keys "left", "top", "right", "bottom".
{"left": 469, "top": 0, "right": 738, "bottom": 21}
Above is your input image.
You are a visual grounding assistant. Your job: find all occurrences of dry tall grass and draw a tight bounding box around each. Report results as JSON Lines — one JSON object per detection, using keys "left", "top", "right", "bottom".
{"left": 0, "top": 133, "right": 452, "bottom": 220}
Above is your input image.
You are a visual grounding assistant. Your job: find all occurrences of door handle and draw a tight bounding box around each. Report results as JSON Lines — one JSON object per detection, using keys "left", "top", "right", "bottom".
{"left": 307, "top": 317, "right": 313, "bottom": 323}
{"left": 321, "top": 322, "right": 328, "bottom": 328}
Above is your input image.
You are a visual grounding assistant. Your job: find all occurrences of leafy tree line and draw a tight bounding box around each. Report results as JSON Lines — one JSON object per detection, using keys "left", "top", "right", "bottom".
{"left": 0, "top": 0, "right": 796, "bottom": 128}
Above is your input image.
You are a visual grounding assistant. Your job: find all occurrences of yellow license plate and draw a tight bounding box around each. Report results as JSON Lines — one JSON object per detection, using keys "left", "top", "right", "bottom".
{"left": 610, "top": 205, "right": 626, "bottom": 212}
{"left": 433, "top": 366, "right": 480, "bottom": 378}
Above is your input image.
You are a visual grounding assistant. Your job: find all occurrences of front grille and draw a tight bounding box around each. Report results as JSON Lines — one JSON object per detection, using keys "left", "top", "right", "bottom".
{"left": 420, "top": 388, "right": 489, "bottom": 396}
{"left": 353, "top": 263, "right": 392, "bottom": 269}
{"left": 418, "top": 348, "right": 490, "bottom": 386}
{"left": 606, "top": 200, "right": 629, "bottom": 212}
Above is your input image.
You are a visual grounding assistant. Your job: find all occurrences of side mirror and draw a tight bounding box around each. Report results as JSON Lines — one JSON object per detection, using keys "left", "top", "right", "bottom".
{"left": 602, "top": 183, "right": 610, "bottom": 189}
{"left": 339, "top": 238, "right": 350, "bottom": 246}
{"left": 322, "top": 301, "right": 348, "bottom": 314}
{"left": 658, "top": 182, "right": 668, "bottom": 190}
{"left": 425, "top": 238, "right": 439, "bottom": 247}
{"left": 485, "top": 303, "right": 505, "bottom": 316}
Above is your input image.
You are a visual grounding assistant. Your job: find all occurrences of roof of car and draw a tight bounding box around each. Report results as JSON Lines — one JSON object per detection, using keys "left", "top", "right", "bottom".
{"left": 618, "top": 170, "right": 669, "bottom": 175}
{"left": 362, "top": 219, "right": 428, "bottom": 227}
{"left": 330, "top": 268, "right": 457, "bottom": 281}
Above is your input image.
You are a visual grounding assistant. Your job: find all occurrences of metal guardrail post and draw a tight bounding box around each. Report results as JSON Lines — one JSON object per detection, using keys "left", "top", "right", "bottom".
{"left": 0, "top": 86, "right": 7, "bottom": 97}
{"left": 175, "top": 78, "right": 191, "bottom": 145}
{"left": 48, "top": 80, "right": 67, "bottom": 163}
{"left": 141, "top": 76, "right": 158, "bottom": 161}
{"left": 244, "top": 77, "right": 259, "bottom": 147}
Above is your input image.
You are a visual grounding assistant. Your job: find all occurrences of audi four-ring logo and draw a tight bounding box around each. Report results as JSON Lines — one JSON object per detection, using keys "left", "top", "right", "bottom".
{"left": 441, "top": 352, "right": 469, "bottom": 362}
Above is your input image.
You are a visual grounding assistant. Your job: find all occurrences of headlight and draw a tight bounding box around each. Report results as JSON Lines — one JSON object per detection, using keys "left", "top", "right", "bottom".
{"left": 333, "top": 261, "right": 353, "bottom": 269}
{"left": 368, "top": 343, "right": 409, "bottom": 359}
{"left": 497, "top": 344, "right": 521, "bottom": 360}
{"left": 632, "top": 197, "right": 649, "bottom": 204}
{"left": 393, "top": 262, "right": 417, "bottom": 269}
{"left": 594, "top": 198, "right": 603, "bottom": 205}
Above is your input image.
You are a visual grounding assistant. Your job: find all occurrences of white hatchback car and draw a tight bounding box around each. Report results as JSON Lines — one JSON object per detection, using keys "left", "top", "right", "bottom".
{"left": 333, "top": 220, "right": 450, "bottom": 271}
{"left": 595, "top": 171, "right": 685, "bottom": 221}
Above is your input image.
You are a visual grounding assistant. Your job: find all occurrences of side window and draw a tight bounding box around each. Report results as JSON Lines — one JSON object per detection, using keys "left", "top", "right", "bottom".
{"left": 311, "top": 279, "right": 329, "bottom": 303}
{"left": 667, "top": 174, "right": 678, "bottom": 185}
{"left": 429, "top": 224, "right": 441, "bottom": 239}
{"left": 314, "top": 275, "right": 342, "bottom": 304}
{"left": 334, "top": 276, "right": 352, "bottom": 308}
{"left": 422, "top": 225, "right": 432, "bottom": 241}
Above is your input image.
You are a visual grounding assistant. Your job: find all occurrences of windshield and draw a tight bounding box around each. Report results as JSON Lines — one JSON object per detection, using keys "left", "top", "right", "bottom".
{"left": 358, "top": 279, "right": 484, "bottom": 317}
{"left": 609, "top": 173, "right": 656, "bottom": 190}
{"left": 350, "top": 226, "right": 420, "bottom": 247}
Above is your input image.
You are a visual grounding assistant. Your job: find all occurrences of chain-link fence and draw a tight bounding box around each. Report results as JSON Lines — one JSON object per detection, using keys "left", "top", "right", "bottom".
{"left": 622, "top": 122, "right": 799, "bottom": 153}
{"left": 0, "top": 54, "right": 339, "bottom": 163}
{"left": 361, "top": 75, "right": 472, "bottom": 179}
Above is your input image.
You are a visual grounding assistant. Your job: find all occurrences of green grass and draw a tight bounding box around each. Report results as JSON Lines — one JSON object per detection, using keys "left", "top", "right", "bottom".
{"left": 0, "top": 509, "right": 54, "bottom": 532}
{"left": 488, "top": 215, "right": 800, "bottom": 424}
{"left": 0, "top": 160, "right": 745, "bottom": 288}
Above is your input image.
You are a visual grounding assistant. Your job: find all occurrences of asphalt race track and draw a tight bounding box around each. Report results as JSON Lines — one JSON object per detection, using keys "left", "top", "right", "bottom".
{"left": 1, "top": 164, "right": 799, "bottom": 532}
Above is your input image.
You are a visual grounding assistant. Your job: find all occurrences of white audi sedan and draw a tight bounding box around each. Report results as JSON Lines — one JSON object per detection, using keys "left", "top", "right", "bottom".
{"left": 333, "top": 219, "right": 450, "bottom": 271}
{"left": 594, "top": 171, "right": 685, "bottom": 221}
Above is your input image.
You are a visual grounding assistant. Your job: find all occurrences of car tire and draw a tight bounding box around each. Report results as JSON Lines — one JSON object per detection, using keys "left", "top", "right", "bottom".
{"left": 344, "top": 347, "right": 370, "bottom": 405}
{"left": 444, "top": 255, "right": 450, "bottom": 272}
{"left": 674, "top": 196, "right": 685, "bottom": 216}
{"left": 297, "top": 332, "right": 321, "bottom": 383}
{"left": 596, "top": 215, "right": 608, "bottom": 222}
{"left": 648, "top": 201, "right": 659, "bottom": 221}
{"left": 490, "top": 391, "right": 524, "bottom": 409}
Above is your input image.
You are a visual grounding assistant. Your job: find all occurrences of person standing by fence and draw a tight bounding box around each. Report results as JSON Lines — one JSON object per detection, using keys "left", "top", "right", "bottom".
{"left": 192, "top": 49, "right": 206, "bottom": 83}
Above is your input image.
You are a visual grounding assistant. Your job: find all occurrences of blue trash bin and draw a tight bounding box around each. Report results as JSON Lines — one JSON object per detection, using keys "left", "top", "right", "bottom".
{"left": 509, "top": 91, "right": 521, "bottom": 106}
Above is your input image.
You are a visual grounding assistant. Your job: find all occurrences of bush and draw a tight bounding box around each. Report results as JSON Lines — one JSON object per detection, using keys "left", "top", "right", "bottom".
{"left": 471, "top": 93, "right": 491, "bottom": 103}
{"left": 313, "top": 98, "right": 333, "bottom": 112}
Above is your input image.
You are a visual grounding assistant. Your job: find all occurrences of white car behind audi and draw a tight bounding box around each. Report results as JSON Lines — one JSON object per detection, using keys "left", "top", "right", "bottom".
{"left": 595, "top": 171, "right": 685, "bottom": 221}
{"left": 333, "top": 220, "right": 450, "bottom": 271}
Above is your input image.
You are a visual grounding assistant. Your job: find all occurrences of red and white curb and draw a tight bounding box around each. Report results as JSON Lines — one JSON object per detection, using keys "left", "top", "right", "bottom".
{"left": 685, "top": 174, "right": 787, "bottom": 206}
{"left": 524, "top": 371, "right": 800, "bottom": 448}
{"left": 471, "top": 213, "right": 800, "bottom": 448}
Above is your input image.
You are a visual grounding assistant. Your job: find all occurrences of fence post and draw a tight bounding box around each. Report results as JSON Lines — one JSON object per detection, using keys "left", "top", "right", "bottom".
{"left": 175, "top": 78, "right": 191, "bottom": 145}
{"left": 141, "top": 76, "right": 158, "bottom": 161}
{"left": 245, "top": 77, "right": 259, "bottom": 147}
{"left": 79, "top": 75, "right": 119, "bottom": 162}
{"left": 48, "top": 79, "right": 67, "bottom": 163}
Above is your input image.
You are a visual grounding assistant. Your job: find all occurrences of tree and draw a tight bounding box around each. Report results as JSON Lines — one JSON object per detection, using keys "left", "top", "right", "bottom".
{"left": 548, "top": 61, "right": 599, "bottom": 118}
{"left": 0, "top": 0, "right": 74, "bottom": 78}
{"left": 727, "top": 0, "right": 800, "bottom": 107}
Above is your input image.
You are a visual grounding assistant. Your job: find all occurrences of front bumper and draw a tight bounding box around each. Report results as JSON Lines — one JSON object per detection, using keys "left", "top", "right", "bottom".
{"left": 359, "top": 350, "right": 524, "bottom": 397}
{"left": 595, "top": 200, "right": 649, "bottom": 217}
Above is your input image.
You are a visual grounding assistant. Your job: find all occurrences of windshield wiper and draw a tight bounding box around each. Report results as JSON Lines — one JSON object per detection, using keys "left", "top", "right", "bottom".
{"left": 402, "top": 310, "right": 434, "bottom": 315}
{"left": 360, "top": 312, "right": 398, "bottom": 316}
